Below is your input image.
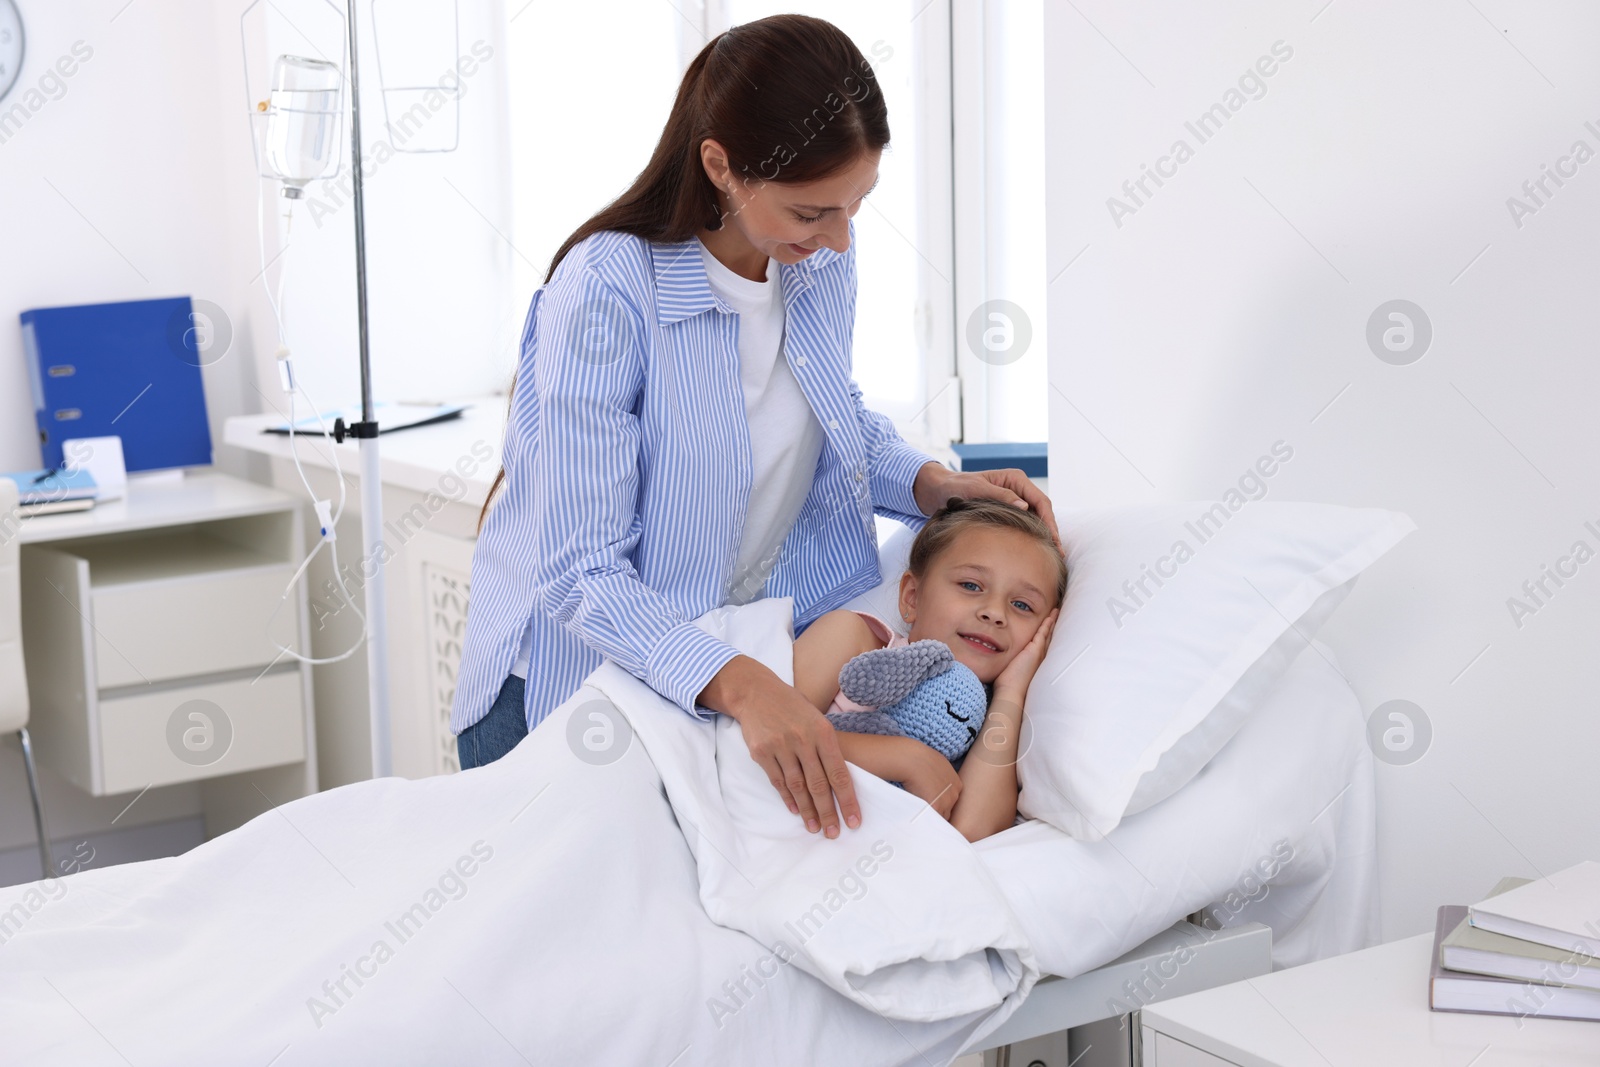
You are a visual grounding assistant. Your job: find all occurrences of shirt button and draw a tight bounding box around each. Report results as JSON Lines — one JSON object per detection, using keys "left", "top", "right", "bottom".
{"left": 828, "top": 418, "right": 840, "bottom": 430}
{"left": 855, "top": 470, "right": 864, "bottom": 482}
{"left": 795, "top": 355, "right": 808, "bottom": 367}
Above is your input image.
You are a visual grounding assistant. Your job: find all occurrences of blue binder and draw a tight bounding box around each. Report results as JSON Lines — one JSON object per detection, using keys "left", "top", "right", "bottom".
{"left": 20, "top": 297, "right": 213, "bottom": 473}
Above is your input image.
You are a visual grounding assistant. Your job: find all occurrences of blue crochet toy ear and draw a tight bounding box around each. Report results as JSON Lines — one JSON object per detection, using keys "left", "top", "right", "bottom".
{"left": 838, "top": 639, "right": 955, "bottom": 707}
{"left": 826, "top": 640, "right": 990, "bottom": 773}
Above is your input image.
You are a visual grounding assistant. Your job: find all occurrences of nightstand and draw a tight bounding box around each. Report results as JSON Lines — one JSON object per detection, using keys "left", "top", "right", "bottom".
{"left": 1139, "top": 933, "right": 1599, "bottom": 1065}
{"left": 16, "top": 470, "right": 317, "bottom": 836}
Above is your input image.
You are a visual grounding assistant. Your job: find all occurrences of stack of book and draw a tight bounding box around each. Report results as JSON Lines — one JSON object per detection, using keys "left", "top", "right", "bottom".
{"left": 1430, "top": 860, "right": 1600, "bottom": 1022}
{"left": 1, "top": 468, "right": 99, "bottom": 517}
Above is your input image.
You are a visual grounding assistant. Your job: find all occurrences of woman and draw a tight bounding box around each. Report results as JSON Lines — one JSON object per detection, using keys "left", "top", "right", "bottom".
{"left": 452, "top": 14, "right": 1056, "bottom": 842}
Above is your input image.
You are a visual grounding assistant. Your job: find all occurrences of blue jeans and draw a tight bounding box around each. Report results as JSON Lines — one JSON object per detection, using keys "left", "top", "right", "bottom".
{"left": 456, "top": 674, "right": 527, "bottom": 770}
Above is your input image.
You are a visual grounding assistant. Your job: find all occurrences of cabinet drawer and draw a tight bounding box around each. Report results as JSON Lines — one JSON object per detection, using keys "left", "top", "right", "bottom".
{"left": 93, "top": 566, "right": 294, "bottom": 688}
{"left": 97, "top": 669, "right": 305, "bottom": 794}
{"left": 1146, "top": 1030, "right": 1241, "bottom": 1067}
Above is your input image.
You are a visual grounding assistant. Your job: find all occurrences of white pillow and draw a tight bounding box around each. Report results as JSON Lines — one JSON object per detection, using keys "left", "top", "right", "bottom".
{"left": 844, "top": 502, "right": 1414, "bottom": 842}
{"left": 840, "top": 521, "right": 917, "bottom": 637}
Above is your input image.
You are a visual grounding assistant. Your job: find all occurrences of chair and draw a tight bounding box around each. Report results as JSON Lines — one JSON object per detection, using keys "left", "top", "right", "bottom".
{"left": 0, "top": 479, "right": 52, "bottom": 879}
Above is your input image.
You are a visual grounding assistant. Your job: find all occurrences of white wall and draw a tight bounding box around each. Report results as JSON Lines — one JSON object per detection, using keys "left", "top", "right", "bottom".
{"left": 0, "top": 0, "right": 515, "bottom": 878}
{"left": 0, "top": 0, "right": 258, "bottom": 873}
{"left": 1044, "top": 0, "right": 1600, "bottom": 941}
{"left": 244, "top": 0, "right": 518, "bottom": 414}
{"left": 0, "top": 0, "right": 261, "bottom": 476}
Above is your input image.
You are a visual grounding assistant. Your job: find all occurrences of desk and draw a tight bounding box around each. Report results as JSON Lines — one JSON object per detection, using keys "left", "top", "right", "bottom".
{"left": 16, "top": 471, "right": 317, "bottom": 838}
{"left": 1139, "top": 933, "right": 1599, "bottom": 1065}
{"left": 223, "top": 399, "right": 504, "bottom": 786}
{"left": 15, "top": 468, "right": 314, "bottom": 545}
{"left": 221, "top": 396, "right": 504, "bottom": 507}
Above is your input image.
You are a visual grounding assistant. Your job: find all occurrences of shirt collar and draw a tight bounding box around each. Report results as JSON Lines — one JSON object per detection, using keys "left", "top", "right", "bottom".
{"left": 650, "top": 235, "right": 841, "bottom": 326}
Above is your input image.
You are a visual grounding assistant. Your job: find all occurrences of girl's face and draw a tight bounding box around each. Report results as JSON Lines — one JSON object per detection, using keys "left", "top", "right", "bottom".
{"left": 897, "top": 526, "right": 1061, "bottom": 685}
{"left": 699, "top": 140, "right": 881, "bottom": 267}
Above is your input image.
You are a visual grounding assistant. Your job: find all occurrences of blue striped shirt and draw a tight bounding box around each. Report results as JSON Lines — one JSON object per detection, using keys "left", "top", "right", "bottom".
{"left": 450, "top": 226, "right": 935, "bottom": 734}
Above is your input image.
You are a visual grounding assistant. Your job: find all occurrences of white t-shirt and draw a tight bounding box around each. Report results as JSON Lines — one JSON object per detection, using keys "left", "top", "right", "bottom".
{"left": 697, "top": 239, "right": 825, "bottom": 606}
{"left": 509, "top": 239, "right": 823, "bottom": 678}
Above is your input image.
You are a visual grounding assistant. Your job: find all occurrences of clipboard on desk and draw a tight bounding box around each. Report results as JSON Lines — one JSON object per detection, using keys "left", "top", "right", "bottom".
{"left": 262, "top": 401, "right": 468, "bottom": 437}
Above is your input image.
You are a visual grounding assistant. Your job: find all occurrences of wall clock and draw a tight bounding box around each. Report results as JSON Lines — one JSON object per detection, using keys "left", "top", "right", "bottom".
{"left": 0, "top": 0, "right": 22, "bottom": 105}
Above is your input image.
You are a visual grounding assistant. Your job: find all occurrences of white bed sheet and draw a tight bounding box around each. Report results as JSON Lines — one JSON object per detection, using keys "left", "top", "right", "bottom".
{"left": 0, "top": 623, "right": 1373, "bottom": 1066}
{"left": 975, "top": 638, "right": 1381, "bottom": 981}
{"left": 0, "top": 599, "right": 1034, "bottom": 1067}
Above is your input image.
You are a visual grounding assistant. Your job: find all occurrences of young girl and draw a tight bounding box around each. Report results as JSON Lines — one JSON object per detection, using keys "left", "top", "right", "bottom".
{"left": 793, "top": 498, "right": 1067, "bottom": 843}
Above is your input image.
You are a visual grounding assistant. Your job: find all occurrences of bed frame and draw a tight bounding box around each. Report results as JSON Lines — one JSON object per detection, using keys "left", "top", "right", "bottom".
{"left": 961, "top": 920, "right": 1272, "bottom": 1065}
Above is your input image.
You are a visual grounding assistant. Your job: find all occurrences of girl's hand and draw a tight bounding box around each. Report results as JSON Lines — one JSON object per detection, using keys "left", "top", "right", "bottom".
{"left": 992, "top": 608, "right": 1060, "bottom": 700}
{"left": 898, "top": 742, "right": 963, "bottom": 822}
{"left": 948, "top": 612, "right": 1056, "bottom": 842}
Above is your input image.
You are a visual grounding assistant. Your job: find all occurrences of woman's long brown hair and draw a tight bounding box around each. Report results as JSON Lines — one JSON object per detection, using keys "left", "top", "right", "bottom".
{"left": 475, "top": 14, "right": 891, "bottom": 535}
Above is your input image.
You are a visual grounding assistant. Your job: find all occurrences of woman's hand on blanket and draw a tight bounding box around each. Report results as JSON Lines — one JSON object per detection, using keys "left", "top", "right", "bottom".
{"left": 899, "top": 741, "right": 963, "bottom": 822}
{"left": 698, "top": 655, "right": 862, "bottom": 838}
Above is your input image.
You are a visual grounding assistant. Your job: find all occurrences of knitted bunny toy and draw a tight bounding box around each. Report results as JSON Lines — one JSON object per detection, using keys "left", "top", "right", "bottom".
{"left": 824, "top": 639, "right": 989, "bottom": 786}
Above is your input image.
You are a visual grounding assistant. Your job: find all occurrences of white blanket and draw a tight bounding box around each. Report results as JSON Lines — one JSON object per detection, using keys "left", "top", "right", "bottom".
{"left": 0, "top": 599, "right": 1036, "bottom": 1066}
{"left": 976, "top": 639, "right": 1379, "bottom": 981}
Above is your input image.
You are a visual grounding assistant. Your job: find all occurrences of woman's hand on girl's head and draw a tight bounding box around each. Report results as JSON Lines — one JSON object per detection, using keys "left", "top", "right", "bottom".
{"left": 912, "top": 463, "right": 1061, "bottom": 547}
{"left": 698, "top": 656, "right": 861, "bottom": 838}
{"left": 992, "top": 608, "right": 1060, "bottom": 703}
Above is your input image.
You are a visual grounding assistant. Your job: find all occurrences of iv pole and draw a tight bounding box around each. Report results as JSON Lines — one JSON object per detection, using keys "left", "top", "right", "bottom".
{"left": 338, "top": 0, "right": 393, "bottom": 779}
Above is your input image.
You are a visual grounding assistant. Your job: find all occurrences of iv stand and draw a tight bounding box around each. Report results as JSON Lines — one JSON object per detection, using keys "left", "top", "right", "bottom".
{"left": 338, "top": 0, "right": 393, "bottom": 779}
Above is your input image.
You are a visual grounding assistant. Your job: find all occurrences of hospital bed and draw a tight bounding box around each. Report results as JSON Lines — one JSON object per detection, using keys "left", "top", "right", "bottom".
{"left": 0, "top": 618, "right": 1374, "bottom": 1066}
{"left": 963, "top": 633, "right": 1379, "bottom": 1059}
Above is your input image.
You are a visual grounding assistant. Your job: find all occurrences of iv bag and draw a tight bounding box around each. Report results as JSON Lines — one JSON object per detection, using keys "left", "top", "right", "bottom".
{"left": 264, "top": 55, "right": 343, "bottom": 197}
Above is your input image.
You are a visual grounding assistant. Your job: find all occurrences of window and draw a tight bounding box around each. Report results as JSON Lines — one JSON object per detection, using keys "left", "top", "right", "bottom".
{"left": 504, "top": 1, "right": 682, "bottom": 299}
{"left": 719, "top": 0, "right": 1048, "bottom": 447}
{"left": 720, "top": 1, "right": 944, "bottom": 447}
{"left": 951, "top": 0, "right": 1048, "bottom": 444}
{"left": 503, "top": 1, "right": 1046, "bottom": 448}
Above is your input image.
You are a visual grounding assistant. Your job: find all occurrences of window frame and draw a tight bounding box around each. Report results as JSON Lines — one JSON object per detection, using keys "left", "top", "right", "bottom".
{"left": 686, "top": 1, "right": 978, "bottom": 458}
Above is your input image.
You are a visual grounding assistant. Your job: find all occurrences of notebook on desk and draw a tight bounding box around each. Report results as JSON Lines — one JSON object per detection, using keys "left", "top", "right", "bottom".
{"left": 1, "top": 468, "right": 99, "bottom": 517}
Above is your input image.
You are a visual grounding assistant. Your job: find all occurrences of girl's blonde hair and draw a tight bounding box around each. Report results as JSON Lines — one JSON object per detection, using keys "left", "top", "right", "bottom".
{"left": 907, "top": 497, "right": 1068, "bottom": 606}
